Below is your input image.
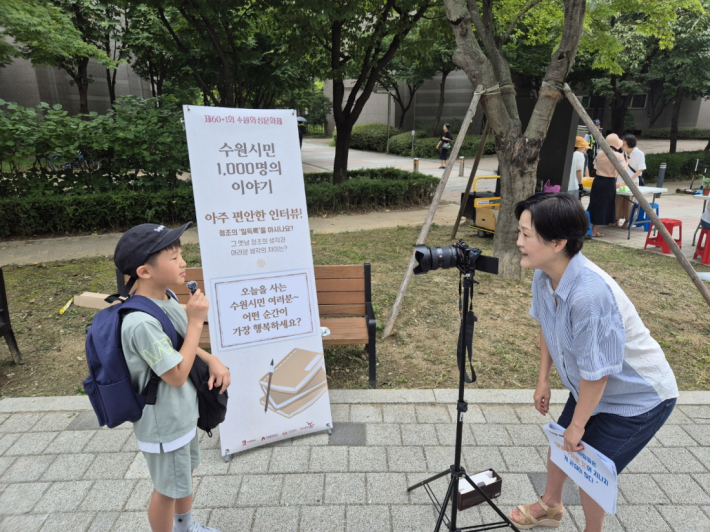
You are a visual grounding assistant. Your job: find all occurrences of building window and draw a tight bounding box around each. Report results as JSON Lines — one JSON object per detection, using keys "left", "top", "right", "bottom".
{"left": 629, "top": 94, "right": 647, "bottom": 109}
{"left": 580, "top": 96, "right": 591, "bottom": 108}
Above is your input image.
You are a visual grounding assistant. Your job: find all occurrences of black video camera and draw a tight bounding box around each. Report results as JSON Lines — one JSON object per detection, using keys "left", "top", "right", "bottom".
{"left": 413, "top": 240, "right": 498, "bottom": 275}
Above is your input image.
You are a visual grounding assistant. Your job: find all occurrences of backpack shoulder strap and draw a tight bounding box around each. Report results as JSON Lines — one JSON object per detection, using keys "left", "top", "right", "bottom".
{"left": 120, "top": 294, "right": 181, "bottom": 405}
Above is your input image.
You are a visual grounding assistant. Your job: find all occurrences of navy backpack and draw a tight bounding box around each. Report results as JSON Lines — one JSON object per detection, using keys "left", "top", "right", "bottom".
{"left": 84, "top": 294, "right": 171, "bottom": 428}
{"left": 84, "top": 292, "right": 228, "bottom": 433}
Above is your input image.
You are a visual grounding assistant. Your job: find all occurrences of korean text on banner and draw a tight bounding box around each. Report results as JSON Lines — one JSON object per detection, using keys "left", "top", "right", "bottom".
{"left": 183, "top": 106, "right": 332, "bottom": 458}
{"left": 543, "top": 422, "right": 618, "bottom": 515}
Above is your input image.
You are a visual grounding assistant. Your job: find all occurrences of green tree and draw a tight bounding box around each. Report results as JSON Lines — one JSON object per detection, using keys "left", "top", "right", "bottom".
{"left": 283, "top": 0, "right": 433, "bottom": 184}
{"left": 443, "top": 0, "right": 699, "bottom": 278}
{"left": 1, "top": 0, "right": 115, "bottom": 114}
{"left": 645, "top": 7, "right": 710, "bottom": 152}
{"left": 139, "top": 0, "right": 310, "bottom": 109}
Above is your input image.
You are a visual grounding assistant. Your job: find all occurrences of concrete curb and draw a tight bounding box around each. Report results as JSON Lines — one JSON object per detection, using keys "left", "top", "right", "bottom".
{"left": 2, "top": 389, "right": 708, "bottom": 413}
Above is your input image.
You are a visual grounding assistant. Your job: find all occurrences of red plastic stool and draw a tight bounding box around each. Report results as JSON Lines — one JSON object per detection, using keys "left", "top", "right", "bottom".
{"left": 644, "top": 218, "right": 682, "bottom": 254}
{"left": 694, "top": 227, "right": 710, "bottom": 265}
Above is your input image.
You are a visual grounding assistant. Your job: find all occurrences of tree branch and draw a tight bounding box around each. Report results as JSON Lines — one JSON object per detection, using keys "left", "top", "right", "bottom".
{"left": 499, "top": 0, "right": 544, "bottom": 46}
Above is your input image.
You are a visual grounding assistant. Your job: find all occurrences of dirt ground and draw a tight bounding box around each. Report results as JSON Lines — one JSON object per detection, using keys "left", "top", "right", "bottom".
{"left": 1, "top": 226, "right": 709, "bottom": 397}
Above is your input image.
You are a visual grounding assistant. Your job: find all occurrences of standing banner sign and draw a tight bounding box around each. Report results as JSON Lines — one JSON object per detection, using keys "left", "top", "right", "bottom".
{"left": 183, "top": 106, "right": 332, "bottom": 457}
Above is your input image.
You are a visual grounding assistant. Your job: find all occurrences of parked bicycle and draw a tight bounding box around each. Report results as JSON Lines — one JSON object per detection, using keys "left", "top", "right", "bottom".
{"left": 46, "top": 151, "right": 101, "bottom": 172}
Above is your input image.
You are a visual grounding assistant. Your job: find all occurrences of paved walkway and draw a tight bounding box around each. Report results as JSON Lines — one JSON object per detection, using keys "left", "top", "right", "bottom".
{"left": 1, "top": 390, "right": 709, "bottom": 532}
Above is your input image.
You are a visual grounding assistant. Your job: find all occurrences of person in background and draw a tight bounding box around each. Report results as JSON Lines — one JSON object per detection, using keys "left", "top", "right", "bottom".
{"left": 616, "top": 134, "right": 647, "bottom": 228}
{"left": 587, "top": 133, "right": 626, "bottom": 237}
{"left": 569, "top": 136, "right": 590, "bottom": 199}
{"left": 510, "top": 193, "right": 677, "bottom": 532}
{"left": 298, "top": 122, "right": 306, "bottom": 148}
{"left": 436, "top": 123, "right": 453, "bottom": 169}
{"left": 584, "top": 119, "right": 602, "bottom": 177}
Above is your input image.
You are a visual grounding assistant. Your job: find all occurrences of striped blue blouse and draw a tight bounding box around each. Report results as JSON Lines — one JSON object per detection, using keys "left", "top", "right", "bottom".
{"left": 530, "top": 253, "right": 678, "bottom": 417}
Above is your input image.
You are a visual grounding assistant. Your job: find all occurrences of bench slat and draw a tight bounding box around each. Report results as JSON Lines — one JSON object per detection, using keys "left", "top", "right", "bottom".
{"left": 314, "top": 265, "right": 364, "bottom": 279}
{"left": 317, "top": 292, "right": 365, "bottom": 305}
{"left": 321, "top": 317, "right": 368, "bottom": 343}
{"left": 319, "top": 304, "right": 366, "bottom": 317}
{"left": 315, "top": 278, "right": 365, "bottom": 292}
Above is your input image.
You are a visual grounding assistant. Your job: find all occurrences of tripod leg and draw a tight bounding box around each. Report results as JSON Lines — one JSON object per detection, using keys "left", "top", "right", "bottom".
{"left": 434, "top": 475, "right": 456, "bottom": 532}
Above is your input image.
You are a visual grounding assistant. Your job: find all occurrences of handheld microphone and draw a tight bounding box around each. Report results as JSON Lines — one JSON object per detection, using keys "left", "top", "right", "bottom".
{"left": 187, "top": 281, "right": 198, "bottom": 295}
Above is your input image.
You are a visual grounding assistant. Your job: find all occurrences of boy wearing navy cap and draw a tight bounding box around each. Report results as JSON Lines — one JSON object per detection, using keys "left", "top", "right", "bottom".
{"left": 114, "top": 223, "right": 230, "bottom": 532}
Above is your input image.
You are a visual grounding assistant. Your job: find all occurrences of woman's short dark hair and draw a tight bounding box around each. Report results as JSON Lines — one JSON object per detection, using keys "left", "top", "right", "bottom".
{"left": 622, "top": 134, "right": 637, "bottom": 149}
{"left": 514, "top": 193, "right": 588, "bottom": 257}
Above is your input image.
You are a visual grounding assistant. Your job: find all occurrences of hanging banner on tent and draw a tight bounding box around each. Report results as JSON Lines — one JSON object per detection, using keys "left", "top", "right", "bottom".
{"left": 183, "top": 106, "right": 332, "bottom": 457}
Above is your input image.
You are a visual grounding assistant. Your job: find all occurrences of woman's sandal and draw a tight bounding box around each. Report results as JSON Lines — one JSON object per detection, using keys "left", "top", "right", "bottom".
{"left": 509, "top": 496, "right": 564, "bottom": 529}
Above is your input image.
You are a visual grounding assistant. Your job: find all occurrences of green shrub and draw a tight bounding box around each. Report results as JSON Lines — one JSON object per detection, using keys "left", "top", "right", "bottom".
{"left": 0, "top": 96, "right": 189, "bottom": 183}
{"left": 388, "top": 132, "right": 496, "bottom": 158}
{"left": 643, "top": 128, "right": 710, "bottom": 140}
{"left": 0, "top": 188, "right": 197, "bottom": 238}
{"left": 0, "top": 168, "right": 438, "bottom": 237}
{"left": 348, "top": 123, "right": 401, "bottom": 152}
{"left": 644, "top": 151, "right": 710, "bottom": 182}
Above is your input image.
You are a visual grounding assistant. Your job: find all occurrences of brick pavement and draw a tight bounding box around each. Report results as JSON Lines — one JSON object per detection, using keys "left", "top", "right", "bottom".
{"left": 0, "top": 390, "right": 708, "bottom": 531}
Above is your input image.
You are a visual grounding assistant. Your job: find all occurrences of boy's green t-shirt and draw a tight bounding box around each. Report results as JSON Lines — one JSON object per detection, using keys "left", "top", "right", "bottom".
{"left": 121, "top": 296, "right": 198, "bottom": 444}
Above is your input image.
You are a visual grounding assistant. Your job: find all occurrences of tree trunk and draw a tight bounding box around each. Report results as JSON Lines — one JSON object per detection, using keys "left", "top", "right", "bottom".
{"left": 77, "top": 57, "right": 91, "bottom": 114}
{"left": 608, "top": 83, "right": 628, "bottom": 135}
{"left": 333, "top": 122, "right": 353, "bottom": 184}
{"left": 105, "top": 68, "right": 117, "bottom": 108}
{"left": 491, "top": 132, "right": 540, "bottom": 279}
{"left": 669, "top": 87, "right": 684, "bottom": 154}
{"left": 430, "top": 70, "right": 449, "bottom": 137}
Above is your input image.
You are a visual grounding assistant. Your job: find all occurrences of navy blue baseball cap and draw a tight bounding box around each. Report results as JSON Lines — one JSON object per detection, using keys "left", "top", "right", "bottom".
{"left": 114, "top": 222, "right": 193, "bottom": 279}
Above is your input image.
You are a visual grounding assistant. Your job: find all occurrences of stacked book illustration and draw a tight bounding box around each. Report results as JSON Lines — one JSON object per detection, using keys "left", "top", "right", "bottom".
{"left": 259, "top": 349, "right": 328, "bottom": 418}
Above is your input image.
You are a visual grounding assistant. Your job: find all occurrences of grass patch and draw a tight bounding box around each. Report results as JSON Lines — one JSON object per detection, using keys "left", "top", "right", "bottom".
{"left": 1, "top": 231, "right": 709, "bottom": 397}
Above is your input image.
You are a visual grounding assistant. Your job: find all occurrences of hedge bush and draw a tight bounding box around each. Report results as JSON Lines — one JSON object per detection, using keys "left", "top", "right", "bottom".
{"left": 387, "top": 131, "right": 496, "bottom": 158}
{"left": 0, "top": 168, "right": 438, "bottom": 237}
{"left": 645, "top": 150, "right": 710, "bottom": 182}
{"left": 643, "top": 128, "right": 710, "bottom": 140}
{"left": 348, "top": 123, "right": 401, "bottom": 152}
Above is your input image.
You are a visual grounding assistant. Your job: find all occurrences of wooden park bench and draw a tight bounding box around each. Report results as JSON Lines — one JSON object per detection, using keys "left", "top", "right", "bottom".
{"left": 115, "top": 264, "right": 378, "bottom": 388}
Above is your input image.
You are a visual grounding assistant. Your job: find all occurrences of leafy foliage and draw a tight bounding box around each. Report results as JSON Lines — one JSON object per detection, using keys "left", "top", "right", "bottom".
{"left": 347, "top": 124, "right": 402, "bottom": 152}
{"left": 0, "top": 96, "right": 189, "bottom": 189}
{"left": 645, "top": 150, "right": 710, "bottom": 182}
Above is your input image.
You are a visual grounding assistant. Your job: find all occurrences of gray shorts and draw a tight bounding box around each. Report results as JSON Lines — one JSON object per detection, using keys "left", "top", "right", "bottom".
{"left": 142, "top": 434, "right": 201, "bottom": 499}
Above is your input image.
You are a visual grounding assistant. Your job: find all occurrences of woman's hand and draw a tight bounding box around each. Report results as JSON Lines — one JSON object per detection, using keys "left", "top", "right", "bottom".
{"left": 533, "top": 380, "right": 551, "bottom": 415}
{"left": 563, "top": 423, "right": 585, "bottom": 453}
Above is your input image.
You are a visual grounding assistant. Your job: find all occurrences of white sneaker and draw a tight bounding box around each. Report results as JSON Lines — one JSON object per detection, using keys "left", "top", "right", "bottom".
{"left": 191, "top": 523, "right": 221, "bottom": 532}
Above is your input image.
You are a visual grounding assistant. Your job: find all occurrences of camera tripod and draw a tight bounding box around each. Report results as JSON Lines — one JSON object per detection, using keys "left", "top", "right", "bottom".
{"left": 407, "top": 271, "right": 520, "bottom": 532}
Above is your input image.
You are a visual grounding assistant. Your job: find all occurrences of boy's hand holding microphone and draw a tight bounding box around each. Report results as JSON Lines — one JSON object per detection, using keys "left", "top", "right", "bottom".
{"left": 186, "top": 280, "right": 208, "bottom": 324}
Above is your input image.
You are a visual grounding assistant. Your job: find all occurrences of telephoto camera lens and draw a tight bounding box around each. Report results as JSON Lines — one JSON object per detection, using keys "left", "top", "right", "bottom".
{"left": 413, "top": 245, "right": 461, "bottom": 274}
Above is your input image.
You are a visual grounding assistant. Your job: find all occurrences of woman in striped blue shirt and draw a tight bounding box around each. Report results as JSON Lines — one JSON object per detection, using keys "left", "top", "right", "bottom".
{"left": 509, "top": 193, "right": 678, "bottom": 531}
